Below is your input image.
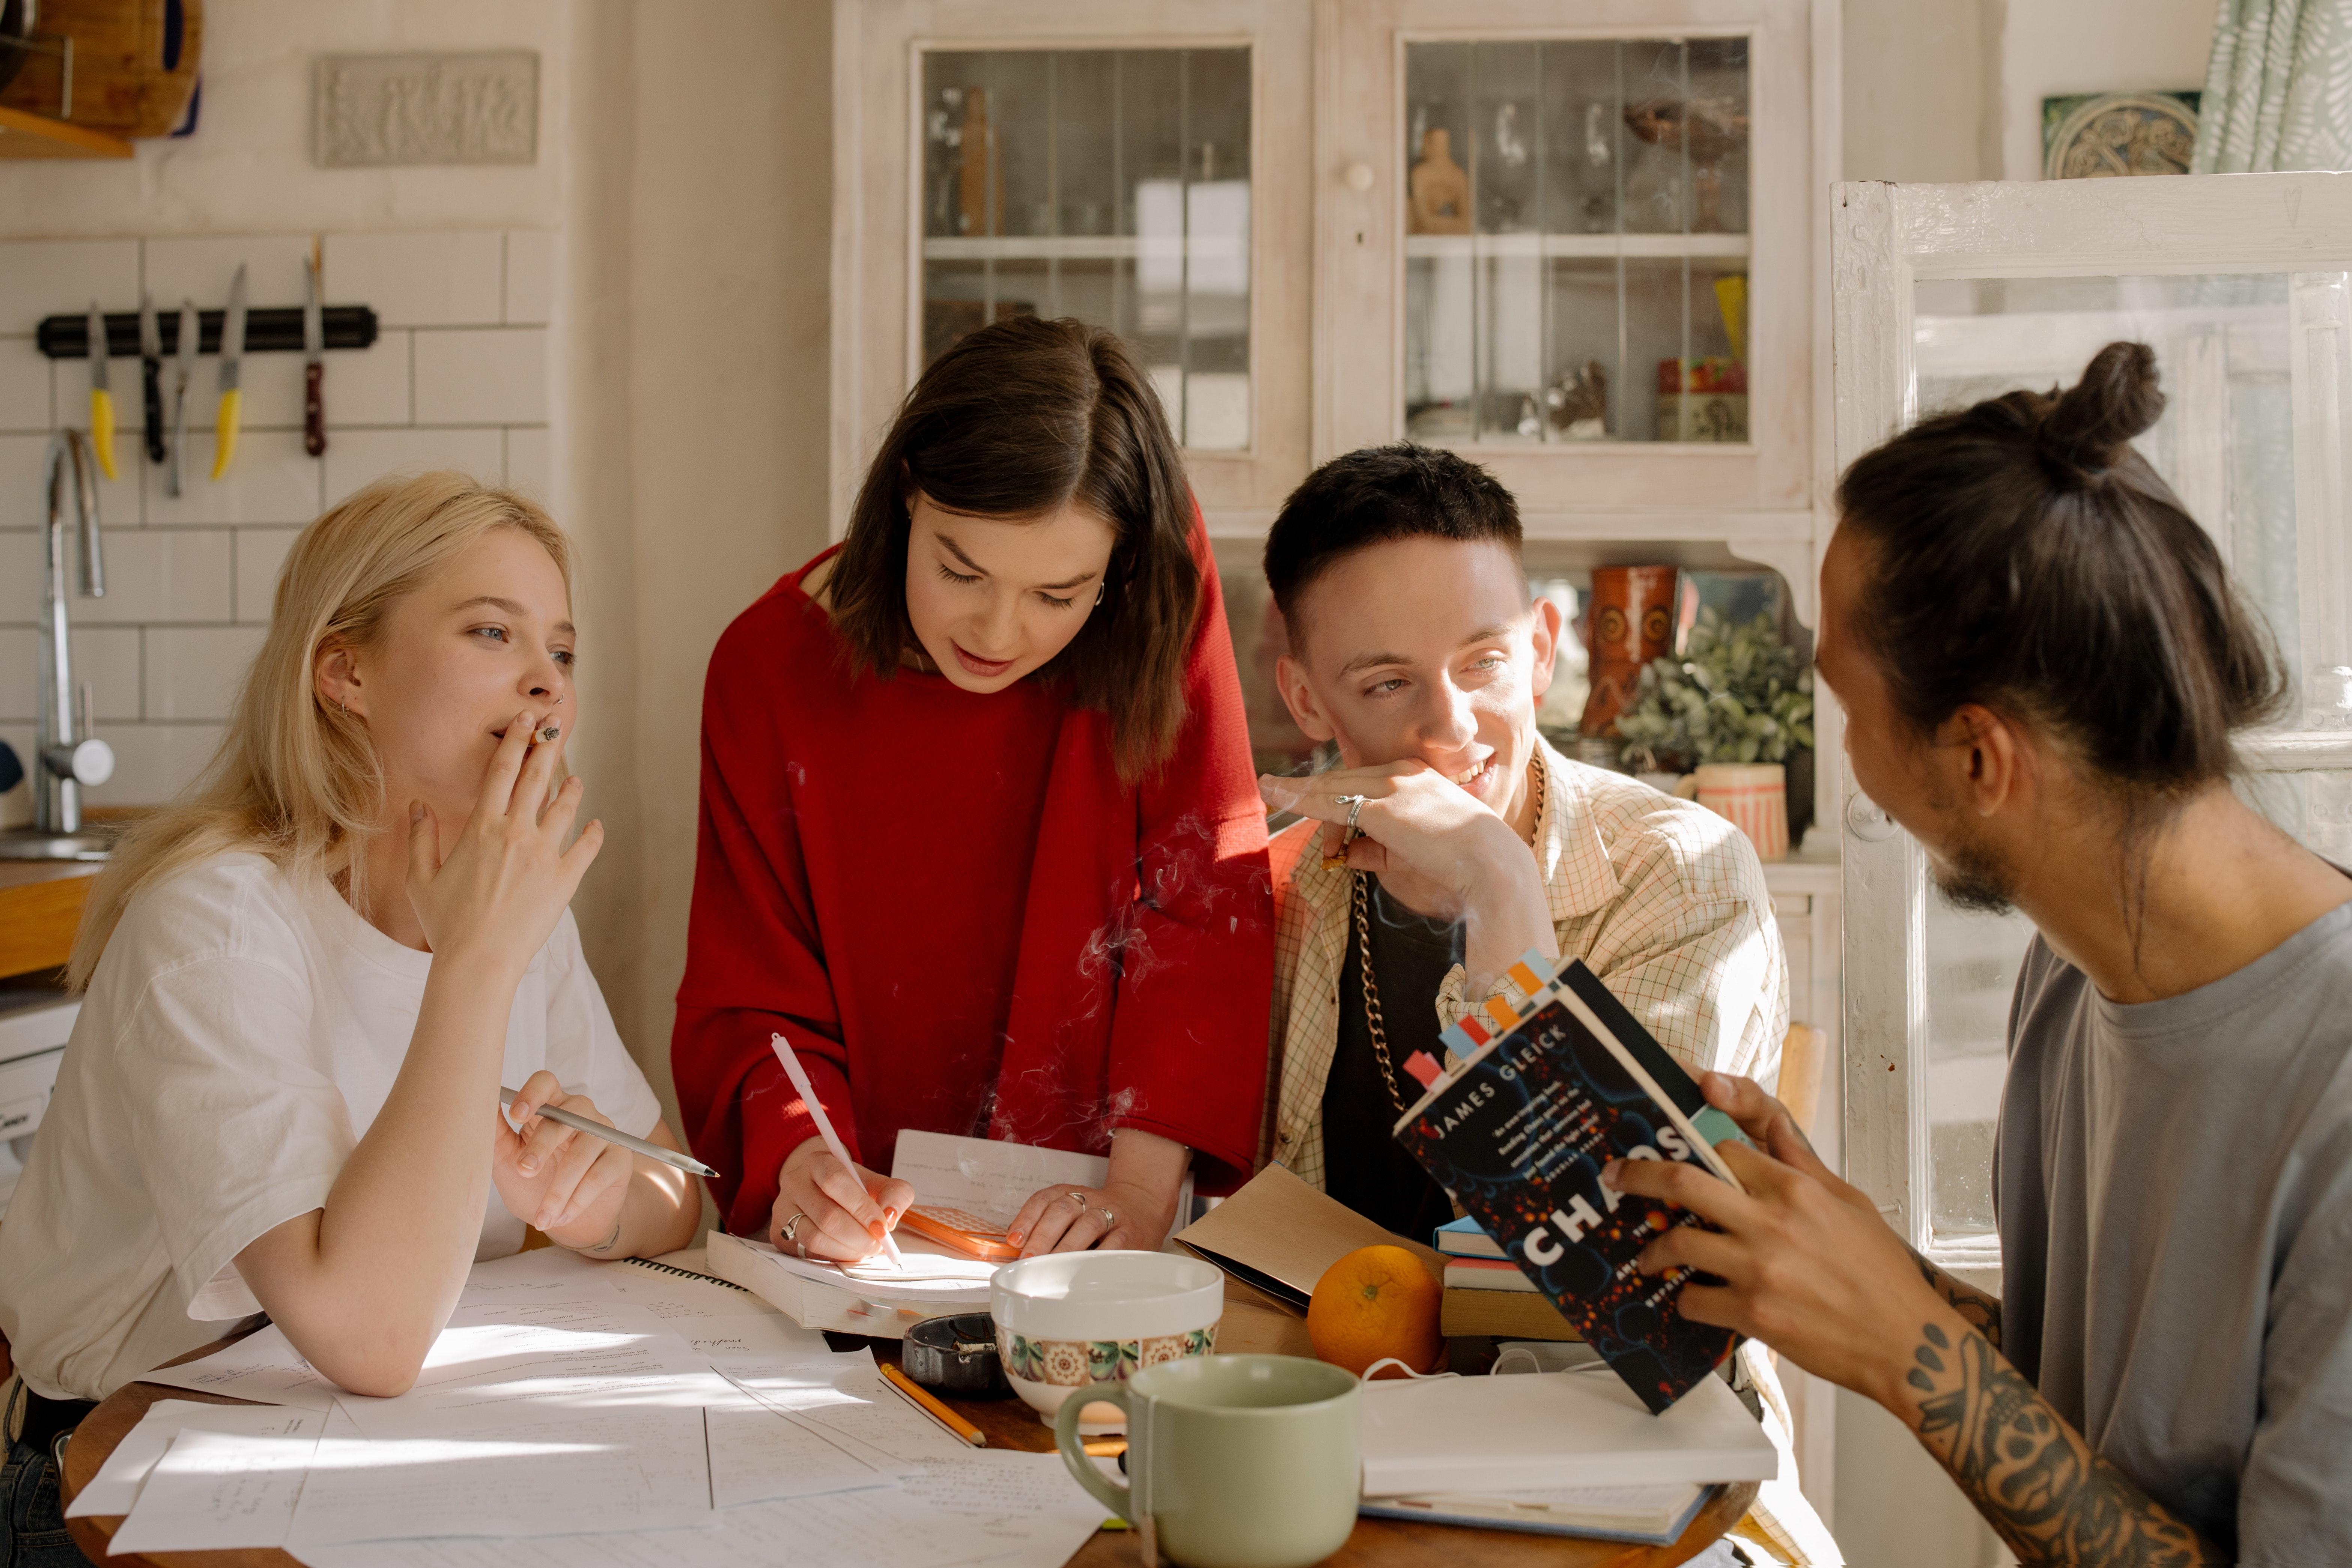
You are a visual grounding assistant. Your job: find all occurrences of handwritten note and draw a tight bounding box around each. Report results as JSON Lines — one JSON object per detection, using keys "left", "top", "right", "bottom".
{"left": 704, "top": 1380, "right": 913, "bottom": 1508}
{"left": 111, "top": 1425, "right": 322, "bottom": 1552}
{"left": 68, "top": 1400, "right": 324, "bottom": 1518}
{"left": 137, "top": 1323, "right": 340, "bottom": 1411}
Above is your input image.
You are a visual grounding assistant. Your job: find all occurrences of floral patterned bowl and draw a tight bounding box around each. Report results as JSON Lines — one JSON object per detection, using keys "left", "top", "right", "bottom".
{"left": 989, "top": 1250, "right": 1225, "bottom": 1427}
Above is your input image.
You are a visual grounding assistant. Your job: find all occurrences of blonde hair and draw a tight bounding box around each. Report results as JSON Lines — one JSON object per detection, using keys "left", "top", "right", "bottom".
{"left": 68, "top": 471, "right": 574, "bottom": 990}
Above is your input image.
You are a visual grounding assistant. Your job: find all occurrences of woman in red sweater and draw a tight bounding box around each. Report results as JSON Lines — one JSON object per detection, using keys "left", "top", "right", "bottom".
{"left": 674, "top": 318, "right": 1273, "bottom": 1263}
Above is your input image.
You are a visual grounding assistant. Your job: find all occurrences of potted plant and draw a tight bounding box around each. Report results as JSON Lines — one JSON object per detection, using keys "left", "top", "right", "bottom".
{"left": 1614, "top": 609, "right": 1815, "bottom": 854}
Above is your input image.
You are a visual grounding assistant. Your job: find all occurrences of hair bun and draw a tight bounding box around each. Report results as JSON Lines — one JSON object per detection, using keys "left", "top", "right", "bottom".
{"left": 2036, "top": 341, "right": 2164, "bottom": 483}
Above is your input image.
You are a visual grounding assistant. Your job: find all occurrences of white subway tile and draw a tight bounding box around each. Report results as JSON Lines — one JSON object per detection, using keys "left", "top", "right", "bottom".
{"left": 82, "top": 722, "right": 223, "bottom": 808}
{"left": 0, "top": 533, "right": 36, "bottom": 623}
{"left": 412, "top": 329, "right": 546, "bottom": 426}
{"left": 0, "top": 628, "right": 119, "bottom": 725}
{"left": 145, "top": 429, "right": 321, "bottom": 526}
{"left": 325, "top": 331, "right": 412, "bottom": 427}
{"left": 0, "top": 241, "right": 140, "bottom": 336}
{"left": 504, "top": 232, "right": 554, "bottom": 325}
{"left": 322, "top": 233, "right": 503, "bottom": 328}
{"left": 71, "top": 530, "right": 233, "bottom": 625}
{"left": 0, "top": 337, "right": 49, "bottom": 432}
{"left": 235, "top": 528, "right": 302, "bottom": 624}
{"left": 322, "top": 427, "right": 504, "bottom": 507}
{"left": 504, "top": 427, "right": 552, "bottom": 503}
{"left": 145, "top": 626, "right": 266, "bottom": 721}
{"left": 0, "top": 427, "right": 139, "bottom": 531}
{"left": 141, "top": 235, "right": 315, "bottom": 324}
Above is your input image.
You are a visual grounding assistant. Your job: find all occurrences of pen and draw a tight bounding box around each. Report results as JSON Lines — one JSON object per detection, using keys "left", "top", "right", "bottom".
{"left": 498, "top": 1087, "right": 721, "bottom": 1180}
{"left": 769, "top": 1031, "right": 905, "bottom": 1266}
{"left": 877, "top": 1362, "right": 986, "bottom": 1448}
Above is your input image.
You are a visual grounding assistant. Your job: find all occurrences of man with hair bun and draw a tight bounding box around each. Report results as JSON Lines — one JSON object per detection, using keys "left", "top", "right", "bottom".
{"left": 1254, "top": 443, "right": 1786, "bottom": 1240}
{"left": 1606, "top": 342, "right": 2352, "bottom": 1565}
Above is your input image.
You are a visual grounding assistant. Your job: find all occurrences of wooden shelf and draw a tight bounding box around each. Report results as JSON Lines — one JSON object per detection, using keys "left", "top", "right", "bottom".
{"left": 0, "top": 104, "right": 134, "bottom": 160}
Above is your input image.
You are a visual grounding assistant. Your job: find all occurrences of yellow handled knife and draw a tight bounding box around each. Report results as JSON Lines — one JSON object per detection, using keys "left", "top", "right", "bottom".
{"left": 211, "top": 264, "right": 248, "bottom": 482}
{"left": 85, "top": 300, "right": 118, "bottom": 481}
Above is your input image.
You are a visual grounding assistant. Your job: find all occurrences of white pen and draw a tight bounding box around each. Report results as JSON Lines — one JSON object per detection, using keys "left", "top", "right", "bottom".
{"left": 769, "top": 1031, "right": 906, "bottom": 1266}
{"left": 500, "top": 1086, "right": 720, "bottom": 1179}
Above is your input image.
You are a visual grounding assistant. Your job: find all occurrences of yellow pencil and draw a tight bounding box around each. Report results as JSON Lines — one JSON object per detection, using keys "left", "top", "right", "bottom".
{"left": 878, "top": 1362, "right": 986, "bottom": 1448}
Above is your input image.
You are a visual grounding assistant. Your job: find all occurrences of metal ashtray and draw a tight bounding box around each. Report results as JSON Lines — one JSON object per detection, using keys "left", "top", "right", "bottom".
{"left": 904, "top": 1312, "right": 1010, "bottom": 1398}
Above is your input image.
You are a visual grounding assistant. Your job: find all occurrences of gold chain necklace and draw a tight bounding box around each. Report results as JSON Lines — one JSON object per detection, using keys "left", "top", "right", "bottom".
{"left": 1351, "top": 755, "right": 1545, "bottom": 1116}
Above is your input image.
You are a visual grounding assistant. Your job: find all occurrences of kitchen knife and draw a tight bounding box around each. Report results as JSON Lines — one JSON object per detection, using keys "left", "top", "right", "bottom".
{"left": 302, "top": 254, "right": 327, "bottom": 457}
{"left": 86, "top": 301, "right": 118, "bottom": 481}
{"left": 168, "top": 298, "right": 199, "bottom": 497}
{"left": 211, "top": 264, "right": 248, "bottom": 482}
{"left": 138, "top": 293, "right": 166, "bottom": 466}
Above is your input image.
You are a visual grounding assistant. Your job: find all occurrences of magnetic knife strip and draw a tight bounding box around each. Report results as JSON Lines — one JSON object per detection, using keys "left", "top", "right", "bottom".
{"left": 38, "top": 306, "right": 380, "bottom": 358}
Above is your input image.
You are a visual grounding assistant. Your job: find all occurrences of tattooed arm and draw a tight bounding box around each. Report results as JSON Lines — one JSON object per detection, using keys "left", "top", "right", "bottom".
{"left": 1893, "top": 1311, "right": 2223, "bottom": 1566}
{"left": 1607, "top": 1071, "right": 2223, "bottom": 1567}
{"left": 1911, "top": 1247, "right": 2002, "bottom": 1348}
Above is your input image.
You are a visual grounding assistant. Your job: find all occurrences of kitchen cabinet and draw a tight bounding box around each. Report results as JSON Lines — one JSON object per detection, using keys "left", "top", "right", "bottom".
{"left": 832, "top": 0, "right": 1836, "bottom": 596}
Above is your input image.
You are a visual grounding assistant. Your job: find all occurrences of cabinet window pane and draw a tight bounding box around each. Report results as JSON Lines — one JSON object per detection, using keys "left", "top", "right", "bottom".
{"left": 1402, "top": 37, "right": 1750, "bottom": 445}
{"left": 921, "top": 47, "right": 1252, "bottom": 452}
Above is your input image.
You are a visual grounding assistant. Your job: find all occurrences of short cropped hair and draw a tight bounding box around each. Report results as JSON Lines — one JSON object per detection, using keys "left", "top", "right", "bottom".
{"left": 1263, "top": 444, "right": 1523, "bottom": 646}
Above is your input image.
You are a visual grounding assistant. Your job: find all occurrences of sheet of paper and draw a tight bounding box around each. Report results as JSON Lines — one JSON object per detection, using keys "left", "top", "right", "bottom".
{"left": 605, "top": 1265, "right": 833, "bottom": 1362}
{"left": 69, "top": 1400, "right": 323, "bottom": 1519}
{"left": 284, "top": 1404, "right": 713, "bottom": 1546}
{"left": 289, "top": 1488, "right": 984, "bottom": 1568}
{"left": 332, "top": 1301, "right": 728, "bottom": 1436}
{"left": 721, "top": 1356, "right": 977, "bottom": 1465}
{"left": 877, "top": 1449, "right": 1109, "bottom": 1565}
{"left": 110, "top": 1424, "right": 322, "bottom": 1552}
{"left": 137, "top": 1322, "right": 340, "bottom": 1411}
{"left": 455, "top": 1248, "right": 627, "bottom": 1306}
{"left": 889, "top": 1130, "right": 1110, "bottom": 1230}
{"left": 704, "top": 1380, "right": 913, "bottom": 1508}
{"left": 739, "top": 1233, "right": 998, "bottom": 1305}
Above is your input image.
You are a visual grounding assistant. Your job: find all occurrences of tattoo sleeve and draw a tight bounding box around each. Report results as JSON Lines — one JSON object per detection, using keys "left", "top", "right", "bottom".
{"left": 1911, "top": 1246, "right": 2003, "bottom": 1349}
{"left": 1901, "top": 1320, "right": 2223, "bottom": 1566}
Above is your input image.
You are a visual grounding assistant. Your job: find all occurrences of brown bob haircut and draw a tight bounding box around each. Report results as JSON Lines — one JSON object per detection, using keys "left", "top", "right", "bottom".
{"left": 1836, "top": 340, "right": 2284, "bottom": 804}
{"left": 829, "top": 316, "right": 1201, "bottom": 782}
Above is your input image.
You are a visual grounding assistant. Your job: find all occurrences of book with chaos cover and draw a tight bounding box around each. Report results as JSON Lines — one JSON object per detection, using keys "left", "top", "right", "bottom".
{"left": 1390, "top": 954, "right": 1751, "bottom": 1413}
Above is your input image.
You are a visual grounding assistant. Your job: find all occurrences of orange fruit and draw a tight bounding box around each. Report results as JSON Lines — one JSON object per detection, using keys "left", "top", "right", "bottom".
{"left": 1307, "top": 1244, "right": 1443, "bottom": 1378}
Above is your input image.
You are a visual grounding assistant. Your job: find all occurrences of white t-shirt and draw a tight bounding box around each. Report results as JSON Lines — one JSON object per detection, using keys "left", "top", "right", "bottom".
{"left": 0, "top": 851, "right": 661, "bottom": 1401}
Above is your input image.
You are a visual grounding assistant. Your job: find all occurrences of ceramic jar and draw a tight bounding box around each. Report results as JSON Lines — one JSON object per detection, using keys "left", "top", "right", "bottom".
{"left": 1693, "top": 761, "right": 1789, "bottom": 861}
{"left": 1579, "top": 565, "right": 1679, "bottom": 737}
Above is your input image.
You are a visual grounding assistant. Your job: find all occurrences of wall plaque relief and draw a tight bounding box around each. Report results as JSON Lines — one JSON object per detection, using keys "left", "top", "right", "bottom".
{"left": 314, "top": 51, "right": 539, "bottom": 168}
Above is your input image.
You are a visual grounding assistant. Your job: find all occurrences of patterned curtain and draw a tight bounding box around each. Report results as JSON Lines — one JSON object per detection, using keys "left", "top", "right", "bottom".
{"left": 2193, "top": 0, "right": 2352, "bottom": 172}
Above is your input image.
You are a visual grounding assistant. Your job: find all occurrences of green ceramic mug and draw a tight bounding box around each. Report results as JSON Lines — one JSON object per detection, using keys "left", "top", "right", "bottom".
{"left": 1053, "top": 1354, "right": 1362, "bottom": 1568}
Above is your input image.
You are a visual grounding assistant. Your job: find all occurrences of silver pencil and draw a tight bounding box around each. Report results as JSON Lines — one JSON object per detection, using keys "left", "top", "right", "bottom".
{"left": 500, "top": 1086, "right": 721, "bottom": 1179}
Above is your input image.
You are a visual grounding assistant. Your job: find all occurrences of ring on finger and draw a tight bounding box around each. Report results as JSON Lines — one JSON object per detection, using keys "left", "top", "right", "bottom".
{"left": 1095, "top": 1206, "right": 1116, "bottom": 1230}
{"left": 1061, "top": 1190, "right": 1089, "bottom": 1208}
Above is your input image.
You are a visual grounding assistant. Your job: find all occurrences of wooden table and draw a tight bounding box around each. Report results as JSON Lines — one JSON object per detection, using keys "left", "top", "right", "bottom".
{"left": 62, "top": 1337, "right": 1755, "bottom": 1568}
{"left": 0, "top": 859, "right": 102, "bottom": 981}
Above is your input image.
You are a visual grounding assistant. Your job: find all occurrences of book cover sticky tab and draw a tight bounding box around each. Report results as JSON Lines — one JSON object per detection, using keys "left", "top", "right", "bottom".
{"left": 1403, "top": 1051, "right": 1443, "bottom": 1090}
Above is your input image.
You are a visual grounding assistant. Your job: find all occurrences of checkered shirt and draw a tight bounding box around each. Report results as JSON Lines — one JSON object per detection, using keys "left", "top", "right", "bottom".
{"left": 1260, "top": 741, "right": 1788, "bottom": 1190}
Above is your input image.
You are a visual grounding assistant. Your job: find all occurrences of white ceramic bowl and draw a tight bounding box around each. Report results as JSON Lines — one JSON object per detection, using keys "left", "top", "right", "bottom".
{"left": 990, "top": 1250, "right": 1225, "bottom": 1424}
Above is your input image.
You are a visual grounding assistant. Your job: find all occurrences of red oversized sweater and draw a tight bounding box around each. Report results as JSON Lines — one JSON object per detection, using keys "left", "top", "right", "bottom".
{"left": 673, "top": 532, "right": 1275, "bottom": 1238}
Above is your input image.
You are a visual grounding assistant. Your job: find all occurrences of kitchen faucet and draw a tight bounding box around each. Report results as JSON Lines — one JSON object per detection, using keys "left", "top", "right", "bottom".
{"left": 3, "top": 429, "right": 116, "bottom": 856}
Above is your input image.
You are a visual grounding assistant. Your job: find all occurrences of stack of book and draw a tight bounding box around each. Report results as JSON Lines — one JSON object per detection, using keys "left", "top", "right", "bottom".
{"left": 1434, "top": 1217, "right": 1582, "bottom": 1341}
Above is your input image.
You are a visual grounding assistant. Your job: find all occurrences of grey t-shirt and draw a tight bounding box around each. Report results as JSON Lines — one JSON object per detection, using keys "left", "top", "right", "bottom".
{"left": 1995, "top": 900, "right": 2352, "bottom": 1563}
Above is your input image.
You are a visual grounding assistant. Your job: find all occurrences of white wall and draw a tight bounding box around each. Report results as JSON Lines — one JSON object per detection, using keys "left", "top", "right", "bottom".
{"left": 2000, "top": 0, "right": 2215, "bottom": 179}
{"left": 0, "top": 0, "right": 837, "bottom": 1154}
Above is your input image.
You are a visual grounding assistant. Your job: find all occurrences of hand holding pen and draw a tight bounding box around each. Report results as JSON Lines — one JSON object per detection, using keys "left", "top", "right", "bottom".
{"left": 769, "top": 1031, "right": 913, "bottom": 1265}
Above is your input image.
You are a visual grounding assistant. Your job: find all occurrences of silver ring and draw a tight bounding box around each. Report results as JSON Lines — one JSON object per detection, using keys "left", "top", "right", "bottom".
{"left": 780, "top": 1211, "right": 810, "bottom": 1243}
{"left": 1337, "top": 794, "right": 1366, "bottom": 834}
{"left": 1095, "top": 1206, "right": 1116, "bottom": 1229}
{"left": 1062, "top": 1189, "right": 1089, "bottom": 1207}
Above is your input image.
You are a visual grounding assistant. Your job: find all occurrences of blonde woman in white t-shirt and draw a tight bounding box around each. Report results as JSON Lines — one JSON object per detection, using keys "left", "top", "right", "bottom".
{"left": 0, "top": 473, "right": 699, "bottom": 1434}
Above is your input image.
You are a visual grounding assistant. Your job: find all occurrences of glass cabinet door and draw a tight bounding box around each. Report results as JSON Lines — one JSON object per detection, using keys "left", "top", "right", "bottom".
{"left": 1834, "top": 176, "right": 2352, "bottom": 1280}
{"left": 1401, "top": 38, "right": 1750, "bottom": 447}
{"left": 919, "top": 48, "right": 1253, "bottom": 451}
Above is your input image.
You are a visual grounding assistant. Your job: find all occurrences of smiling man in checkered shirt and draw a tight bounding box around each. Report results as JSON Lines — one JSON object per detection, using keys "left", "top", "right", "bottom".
{"left": 1253, "top": 445, "right": 1787, "bottom": 1237}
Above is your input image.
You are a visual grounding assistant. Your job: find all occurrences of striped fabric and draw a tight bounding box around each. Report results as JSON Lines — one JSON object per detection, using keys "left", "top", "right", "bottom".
{"left": 1263, "top": 741, "right": 1788, "bottom": 1191}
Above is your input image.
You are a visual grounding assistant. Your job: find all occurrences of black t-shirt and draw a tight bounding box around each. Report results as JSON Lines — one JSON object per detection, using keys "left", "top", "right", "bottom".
{"left": 1324, "top": 875, "right": 1462, "bottom": 1241}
